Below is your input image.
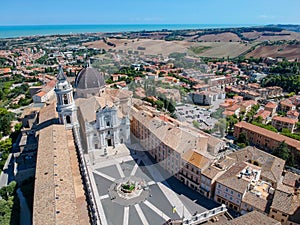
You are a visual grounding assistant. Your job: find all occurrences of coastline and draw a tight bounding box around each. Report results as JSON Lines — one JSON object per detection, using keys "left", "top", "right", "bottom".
{"left": 0, "top": 24, "right": 258, "bottom": 39}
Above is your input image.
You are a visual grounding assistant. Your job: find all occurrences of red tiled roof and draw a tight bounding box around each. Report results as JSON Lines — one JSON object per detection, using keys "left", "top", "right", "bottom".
{"left": 265, "top": 102, "right": 277, "bottom": 109}
{"left": 272, "top": 116, "right": 298, "bottom": 124}
{"left": 287, "top": 110, "right": 299, "bottom": 118}
{"left": 35, "top": 91, "right": 46, "bottom": 97}
{"left": 254, "top": 110, "right": 271, "bottom": 120}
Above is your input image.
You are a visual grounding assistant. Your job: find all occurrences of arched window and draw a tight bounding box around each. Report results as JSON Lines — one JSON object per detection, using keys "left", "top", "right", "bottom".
{"left": 63, "top": 94, "right": 68, "bottom": 104}
{"left": 66, "top": 115, "right": 71, "bottom": 124}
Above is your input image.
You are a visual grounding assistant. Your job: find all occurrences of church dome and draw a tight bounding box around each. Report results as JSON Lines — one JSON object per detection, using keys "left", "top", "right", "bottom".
{"left": 75, "top": 66, "right": 105, "bottom": 90}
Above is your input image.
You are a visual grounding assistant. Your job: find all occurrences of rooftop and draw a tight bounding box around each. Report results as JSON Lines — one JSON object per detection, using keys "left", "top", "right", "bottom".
{"left": 75, "top": 65, "right": 105, "bottom": 90}
{"left": 265, "top": 102, "right": 277, "bottom": 109}
{"left": 33, "top": 125, "right": 89, "bottom": 225}
{"left": 282, "top": 171, "right": 300, "bottom": 189}
{"left": 181, "top": 150, "right": 211, "bottom": 169}
{"left": 242, "top": 191, "right": 268, "bottom": 212}
{"left": 271, "top": 184, "right": 300, "bottom": 222}
{"left": 216, "top": 162, "right": 249, "bottom": 194}
{"left": 38, "top": 102, "right": 58, "bottom": 124}
{"left": 254, "top": 110, "right": 271, "bottom": 120}
{"left": 272, "top": 116, "right": 298, "bottom": 124}
{"left": 228, "top": 146, "right": 285, "bottom": 184}
{"left": 131, "top": 109, "right": 213, "bottom": 160}
{"left": 222, "top": 211, "right": 280, "bottom": 225}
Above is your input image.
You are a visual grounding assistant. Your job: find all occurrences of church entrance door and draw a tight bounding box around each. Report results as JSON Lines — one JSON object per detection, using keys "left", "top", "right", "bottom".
{"left": 66, "top": 115, "right": 71, "bottom": 124}
{"left": 107, "top": 139, "right": 112, "bottom": 146}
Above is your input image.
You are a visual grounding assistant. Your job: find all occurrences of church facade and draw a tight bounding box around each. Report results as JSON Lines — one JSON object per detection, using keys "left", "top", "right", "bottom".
{"left": 55, "top": 63, "right": 132, "bottom": 156}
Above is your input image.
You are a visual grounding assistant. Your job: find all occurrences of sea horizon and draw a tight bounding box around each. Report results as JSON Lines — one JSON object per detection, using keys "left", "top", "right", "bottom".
{"left": 0, "top": 23, "right": 260, "bottom": 39}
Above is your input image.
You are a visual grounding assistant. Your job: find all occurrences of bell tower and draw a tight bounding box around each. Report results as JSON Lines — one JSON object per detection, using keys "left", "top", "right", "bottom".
{"left": 55, "top": 65, "right": 78, "bottom": 129}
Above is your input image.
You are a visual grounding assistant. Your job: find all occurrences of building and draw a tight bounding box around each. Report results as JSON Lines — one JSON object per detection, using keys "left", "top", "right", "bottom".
{"left": 289, "top": 95, "right": 300, "bottom": 107}
{"left": 234, "top": 121, "right": 300, "bottom": 162}
{"left": 214, "top": 162, "right": 249, "bottom": 212}
{"left": 272, "top": 116, "right": 298, "bottom": 133}
{"left": 254, "top": 110, "right": 271, "bottom": 124}
{"left": 265, "top": 102, "right": 278, "bottom": 116}
{"left": 219, "top": 210, "right": 281, "bottom": 225}
{"left": 33, "top": 124, "right": 89, "bottom": 225}
{"left": 188, "top": 90, "right": 225, "bottom": 106}
{"left": 200, "top": 157, "right": 235, "bottom": 198}
{"left": 73, "top": 64, "right": 132, "bottom": 156}
{"left": 32, "top": 80, "right": 56, "bottom": 103}
{"left": 179, "top": 150, "right": 212, "bottom": 190}
{"left": 228, "top": 147, "right": 285, "bottom": 188}
{"left": 287, "top": 110, "right": 300, "bottom": 120}
{"left": 250, "top": 72, "right": 267, "bottom": 82}
{"left": 269, "top": 184, "right": 300, "bottom": 225}
{"left": 240, "top": 100, "right": 257, "bottom": 114}
{"left": 75, "top": 90, "right": 132, "bottom": 156}
{"left": 280, "top": 99, "right": 296, "bottom": 113}
{"left": 130, "top": 106, "right": 214, "bottom": 191}
{"left": 224, "top": 104, "right": 241, "bottom": 117}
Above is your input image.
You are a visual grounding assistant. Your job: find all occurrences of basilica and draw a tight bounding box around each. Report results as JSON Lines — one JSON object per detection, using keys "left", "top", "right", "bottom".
{"left": 54, "top": 63, "right": 132, "bottom": 156}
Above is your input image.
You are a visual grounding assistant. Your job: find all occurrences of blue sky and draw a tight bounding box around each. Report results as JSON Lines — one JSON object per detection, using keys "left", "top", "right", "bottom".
{"left": 1, "top": 0, "right": 300, "bottom": 25}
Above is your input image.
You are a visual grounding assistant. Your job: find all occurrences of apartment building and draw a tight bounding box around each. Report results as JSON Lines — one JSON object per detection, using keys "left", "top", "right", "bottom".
{"left": 264, "top": 102, "right": 278, "bottom": 116}
{"left": 200, "top": 157, "right": 235, "bottom": 198}
{"left": 272, "top": 116, "right": 298, "bottom": 133}
{"left": 188, "top": 90, "right": 225, "bottom": 106}
{"left": 287, "top": 110, "right": 300, "bottom": 120}
{"left": 130, "top": 107, "right": 213, "bottom": 189}
{"left": 234, "top": 121, "right": 300, "bottom": 162}
{"left": 254, "top": 110, "right": 271, "bottom": 124}
{"left": 280, "top": 99, "right": 296, "bottom": 112}
{"left": 214, "top": 162, "right": 249, "bottom": 212}
{"left": 240, "top": 100, "right": 257, "bottom": 114}
{"left": 269, "top": 185, "right": 300, "bottom": 225}
{"left": 179, "top": 150, "right": 211, "bottom": 190}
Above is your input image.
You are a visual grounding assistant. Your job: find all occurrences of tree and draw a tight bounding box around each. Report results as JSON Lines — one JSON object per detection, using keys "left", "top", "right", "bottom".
{"left": 226, "top": 115, "right": 239, "bottom": 132}
{"left": 155, "top": 100, "right": 164, "bottom": 110}
{"left": 272, "top": 141, "right": 294, "bottom": 166}
{"left": 216, "top": 118, "right": 227, "bottom": 137}
{"left": 254, "top": 115, "right": 263, "bottom": 124}
{"left": 0, "top": 181, "right": 16, "bottom": 201}
{"left": 236, "top": 132, "right": 249, "bottom": 148}
{"left": 193, "top": 120, "right": 200, "bottom": 129}
{"left": 0, "top": 108, "right": 14, "bottom": 136}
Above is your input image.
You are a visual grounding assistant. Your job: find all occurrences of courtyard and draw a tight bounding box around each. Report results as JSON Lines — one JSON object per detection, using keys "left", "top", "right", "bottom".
{"left": 88, "top": 143, "right": 219, "bottom": 225}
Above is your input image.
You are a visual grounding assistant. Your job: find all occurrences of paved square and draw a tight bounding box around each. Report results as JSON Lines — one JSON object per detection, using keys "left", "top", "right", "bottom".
{"left": 89, "top": 144, "right": 219, "bottom": 225}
